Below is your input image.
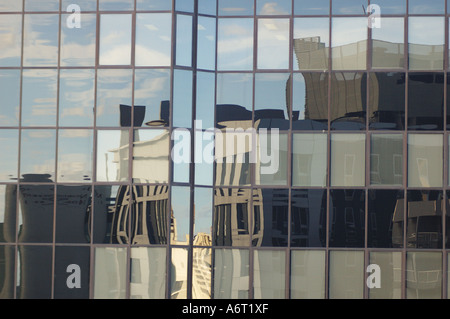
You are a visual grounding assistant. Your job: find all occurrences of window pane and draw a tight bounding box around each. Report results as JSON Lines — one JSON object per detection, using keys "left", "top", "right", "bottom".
{"left": 408, "top": 17, "right": 444, "bottom": 71}
{"left": 372, "top": 18, "right": 404, "bottom": 69}
{"left": 133, "top": 129, "right": 169, "bottom": 183}
{"left": 290, "top": 250, "right": 325, "bottom": 299}
{"left": 0, "top": 130, "right": 19, "bottom": 182}
{"left": 332, "top": 0, "right": 367, "bottom": 15}
{"left": 199, "top": 0, "right": 216, "bottom": 15}
{"left": 176, "top": 0, "right": 194, "bottom": 12}
{"left": 214, "top": 249, "right": 249, "bottom": 299}
{"left": 253, "top": 189, "right": 289, "bottom": 247}
{"left": 96, "top": 130, "right": 129, "bottom": 182}
{"left": 59, "top": 69, "right": 95, "bottom": 127}
{"left": 217, "top": 18, "right": 253, "bottom": 70}
{"left": 171, "top": 186, "right": 191, "bottom": 245}
{"left": 407, "top": 190, "right": 443, "bottom": 249}
{"left": 376, "top": 0, "right": 406, "bottom": 14}
{"left": 60, "top": 14, "right": 96, "bottom": 66}
{"left": 329, "top": 189, "right": 365, "bottom": 248}
{"left": 57, "top": 130, "right": 93, "bottom": 183}
{"left": 197, "top": 16, "right": 216, "bottom": 70}
{"left": 257, "top": 0, "right": 291, "bottom": 15}
{"left": 54, "top": 246, "right": 90, "bottom": 299}
{"left": 368, "top": 190, "right": 404, "bottom": 248}
{"left": 0, "top": 245, "right": 15, "bottom": 298}
{"left": 292, "top": 73, "right": 328, "bottom": 130}
{"left": 173, "top": 69, "right": 193, "bottom": 128}
{"left": 213, "top": 188, "right": 251, "bottom": 247}
{"left": 20, "top": 130, "right": 56, "bottom": 181}
{"left": 194, "top": 188, "right": 213, "bottom": 246}
{"left": 291, "top": 190, "right": 327, "bottom": 247}
{"left": 331, "top": 18, "right": 367, "bottom": 70}
{"left": 368, "top": 252, "right": 402, "bottom": 299}
{"left": 196, "top": 72, "right": 215, "bottom": 130}
{"left": 0, "top": 1, "right": 22, "bottom": 11}
{"left": 192, "top": 247, "right": 212, "bottom": 298}
{"left": 218, "top": 0, "right": 254, "bottom": 16}
{"left": 99, "top": 14, "right": 132, "bottom": 65}
{"left": 17, "top": 246, "right": 52, "bottom": 299}
{"left": 256, "top": 133, "right": 288, "bottom": 186}
{"left": 0, "top": 15, "right": 22, "bottom": 66}
{"left": 409, "top": 0, "right": 445, "bottom": 14}
{"left": 370, "top": 134, "right": 403, "bottom": 186}
{"left": 130, "top": 247, "right": 166, "bottom": 299}
{"left": 22, "top": 69, "right": 57, "bottom": 127}
{"left": 23, "top": 14, "right": 59, "bottom": 66}
{"left": 18, "top": 185, "right": 54, "bottom": 243}
{"left": 99, "top": 0, "right": 134, "bottom": 10}
{"left": 253, "top": 250, "right": 285, "bottom": 299}
{"left": 369, "top": 72, "right": 405, "bottom": 130}
{"left": 408, "top": 73, "right": 444, "bottom": 131}
{"left": 257, "top": 19, "right": 289, "bottom": 70}
{"left": 96, "top": 69, "right": 133, "bottom": 127}
{"left": 294, "top": 0, "right": 329, "bottom": 15}
{"left": 330, "top": 134, "right": 366, "bottom": 187}
{"left": 171, "top": 247, "right": 188, "bottom": 299}
{"left": 329, "top": 250, "right": 364, "bottom": 299}
{"left": 195, "top": 130, "right": 214, "bottom": 186}
{"left": 136, "top": 13, "right": 172, "bottom": 67}
{"left": 172, "top": 129, "right": 191, "bottom": 183}
{"left": 55, "top": 185, "right": 91, "bottom": 243}
{"left": 330, "top": 72, "right": 366, "bottom": 130}
{"left": 0, "top": 70, "right": 20, "bottom": 126}
{"left": 25, "top": 0, "right": 59, "bottom": 11}
{"left": 406, "top": 252, "right": 442, "bottom": 299}
{"left": 176, "top": 14, "right": 192, "bottom": 67}
{"left": 94, "top": 247, "right": 127, "bottom": 299}
{"left": 407, "top": 134, "right": 443, "bottom": 187}
{"left": 137, "top": 0, "right": 171, "bottom": 10}
{"left": 62, "top": 0, "right": 97, "bottom": 11}
{"left": 293, "top": 18, "right": 329, "bottom": 71}
{"left": 0, "top": 185, "right": 17, "bottom": 243}
{"left": 292, "top": 133, "right": 327, "bottom": 187}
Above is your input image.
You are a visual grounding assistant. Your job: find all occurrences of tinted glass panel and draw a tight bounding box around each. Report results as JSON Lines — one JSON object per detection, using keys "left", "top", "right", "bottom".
{"left": 406, "top": 252, "right": 442, "bottom": 299}
{"left": 171, "top": 186, "right": 191, "bottom": 245}
{"left": 0, "top": 185, "right": 17, "bottom": 243}
{"left": 291, "top": 189, "right": 327, "bottom": 247}
{"left": 96, "top": 130, "right": 129, "bottom": 182}
{"left": 329, "top": 189, "right": 365, "bottom": 248}
{"left": 253, "top": 250, "right": 285, "bottom": 298}
{"left": 368, "top": 252, "right": 402, "bottom": 299}
{"left": 0, "top": 70, "right": 20, "bottom": 126}
{"left": 369, "top": 72, "right": 405, "bottom": 130}
{"left": 0, "top": 15, "right": 22, "bottom": 66}
{"left": 0, "top": 130, "right": 19, "bottom": 182}
{"left": 371, "top": 18, "right": 404, "bottom": 69}
{"left": 99, "top": 14, "right": 132, "bottom": 65}
{"left": 94, "top": 247, "right": 127, "bottom": 299}
{"left": 294, "top": 0, "right": 329, "bottom": 15}
{"left": 408, "top": 73, "right": 444, "bottom": 131}
{"left": 218, "top": 0, "right": 254, "bottom": 16}
{"left": 368, "top": 190, "right": 404, "bottom": 248}
{"left": 20, "top": 130, "right": 56, "bottom": 181}
{"left": 17, "top": 246, "right": 52, "bottom": 299}
{"left": 328, "top": 250, "right": 364, "bottom": 299}
{"left": 0, "top": 245, "right": 15, "bottom": 298}
{"left": 257, "top": 18, "right": 289, "bottom": 70}
{"left": 290, "top": 250, "right": 325, "bottom": 299}
{"left": 370, "top": 134, "right": 403, "bottom": 186}
{"left": 252, "top": 189, "right": 289, "bottom": 247}
{"left": 292, "top": 134, "right": 327, "bottom": 187}
{"left": 214, "top": 249, "right": 249, "bottom": 299}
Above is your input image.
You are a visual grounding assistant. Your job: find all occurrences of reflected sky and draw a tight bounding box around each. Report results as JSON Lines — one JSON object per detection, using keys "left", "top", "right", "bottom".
{"left": 171, "top": 186, "right": 191, "bottom": 245}
{"left": 294, "top": 0, "right": 329, "bottom": 15}
{"left": 0, "top": 70, "right": 20, "bottom": 126}
{"left": 218, "top": 0, "right": 254, "bottom": 16}
{"left": 0, "top": 0, "right": 22, "bottom": 11}
{"left": 136, "top": 13, "right": 172, "bottom": 67}
{"left": 62, "top": 0, "right": 98, "bottom": 11}
{"left": 199, "top": 0, "right": 216, "bottom": 15}
{"left": 218, "top": 18, "right": 253, "bottom": 70}
{"left": 196, "top": 72, "right": 215, "bottom": 129}
{"left": 255, "top": 73, "right": 290, "bottom": 118}
{"left": 0, "top": 15, "right": 22, "bottom": 66}
{"left": 197, "top": 16, "right": 216, "bottom": 70}
{"left": 258, "top": 18, "right": 289, "bottom": 70}
{"left": 409, "top": 17, "right": 444, "bottom": 46}
{"left": 0, "top": 130, "right": 19, "bottom": 182}
{"left": 332, "top": 0, "right": 367, "bottom": 15}
{"left": 409, "top": 0, "right": 445, "bottom": 14}
{"left": 25, "top": 0, "right": 59, "bottom": 11}
{"left": 176, "top": 14, "right": 193, "bottom": 67}
{"left": 99, "top": 14, "right": 132, "bottom": 65}
{"left": 99, "top": 0, "right": 134, "bottom": 11}
{"left": 257, "top": 0, "right": 291, "bottom": 15}
{"left": 137, "top": 0, "right": 171, "bottom": 11}
{"left": 375, "top": 0, "right": 405, "bottom": 14}
{"left": 173, "top": 69, "right": 193, "bottom": 129}
{"left": 176, "top": 0, "right": 194, "bottom": 12}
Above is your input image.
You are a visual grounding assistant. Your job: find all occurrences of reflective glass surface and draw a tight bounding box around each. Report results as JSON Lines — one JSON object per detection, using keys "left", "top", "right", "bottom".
{"left": 256, "top": 133, "right": 288, "bottom": 185}
{"left": 17, "top": 246, "right": 52, "bottom": 299}
{"left": 253, "top": 250, "right": 286, "bottom": 298}
{"left": 173, "top": 69, "right": 193, "bottom": 129}
{"left": 409, "top": 0, "right": 445, "bottom": 14}
{"left": 137, "top": 0, "right": 171, "bottom": 11}
{"left": 290, "top": 250, "right": 325, "bottom": 299}
{"left": 292, "top": 134, "right": 327, "bottom": 187}
{"left": 368, "top": 190, "right": 404, "bottom": 248}
{"left": 194, "top": 188, "right": 213, "bottom": 246}
{"left": 62, "top": 0, "right": 97, "bottom": 11}
{"left": 176, "top": 14, "right": 193, "bottom": 67}
{"left": 60, "top": 14, "right": 96, "bottom": 67}
{"left": 218, "top": 0, "right": 254, "bottom": 16}
{"left": 96, "top": 69, "right": 133, "bottom": 127}
{"left": 294, "top": 0, "right": 329, "bottom": 15}
{"left": 292, "top": 72, "right": 328, "bottom": 130}
{"left": 217, "top": 18, "right": 253, "bottom": 70}
{"left": 197, "top": 16, "right": 216, "bottom": 70}
{"left": 328, "top": 250, "right": 364, "bottom": 299}
{"left": 136, "top": 13, "right": 172, "bottom": 67}
{"left": 57, "top": 130, "right": 93, "bottom": 183}
{"left": 407, "top": 134, "right": 443, "bottom": 188}
{"left": 368, "top": 252, "right": 402, "bottom": 299}
{"left": 96, "top": 130, "right": 129, "bottom": 182}
{"left": 257, "top": 19, "right": 289, "bottom": 70}
{"left": 25, "top": 0, "right": 59, "bottom": 11}
{"left": 133, "top": 129, "right": 169, "bottom": 183}
{"left": 214, "top": 249, "right": 249, "bottom": 299}
{"left": 199, "top": 0, "right": 216, "bottom": 15}
{"left": 371, "top": 18, "right": 404, "bottom": 69}
{"left": 94, "top": 247, "right": 127, "bottom": 299}
{"left": 172, "top": 128, "right": 191, "bottom": 183}
{"left": 331, "top": 0, "right": 367, "bottom": 15}
{"left": 0, "top": 1, "right": 22, "bottom": 11}
{"left": 130, "top": 247, "right": 166, "bottom": 299}
{"left": 291, "top": 190, "right": 327, "bottom": 247}
{"left": 99, "top": 0, "right": 134, "bottom": 11}
{"left": 0, "top": 245, "right": 15, "bottom": 298}
{"left": 406, "top": 252, "right": 442, "bottom": 299}
{"left": 176, "top": 0, "right": 194, "bottom": 13}
{"left": 20, "top": 130, "right": 56, "bottom": 181}
{"left": 195, "top": 130, "right": 214, "bottom": 186}
{"left": 0, "top": 15, "right": 21, "bottom": 66}
{"left": 0, "top": 130, "right": 19, "bottom": 182}
{"left": 171, "top": 186, "right": 191, "bottom": 245}
{"left": 257, "top": 0, "right": 291, "bottom": 15}
{"left": 0, "top": 185, "right": 17, "bottom": 243}
{"left": 192, "top": 247, "right": 212, "bottom": 298}
{"left": 408, "top": 17, "right": 444, "bottom": 71}
{"left": 171, "top": 247, "right": 188, "bottom": 299}
{"left": 23, "top": 14, "right": 59, "bottom": 66}
{"left": 99, "top": 14, "right": 132, "bottom": 65}
{"left": 375, "top": 0, "right": 406, "bottom": 14}
{"left": 370, "top": 134, "right": 403, "bottom": 186}
{"left": 0, "top": 70, "right": 20, "bottom": 126}
{"left": 196, "top": 72, "right": 215, "bottom": 129}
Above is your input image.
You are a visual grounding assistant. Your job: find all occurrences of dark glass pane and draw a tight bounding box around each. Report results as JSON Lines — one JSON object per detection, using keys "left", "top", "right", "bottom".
{"left": 446, "top": 191, "right": 450, "bottom": 248}
{"left": 252, "top": 189, "right": 289, "bottom": 247}
{"left": 93, "top": 247, "right": 127, "bottom": 299}
{"left": 93, "top": 185, "right": 131, "bottom": 244}
{"left": 194, "top": 188, "right": 213, "bottom": 246}
{"left": 291, "top": 189, "right": 327, "bottom": 247}
{"left": 332, "top": 0, "right": 367, "bottom": 15}
{"left": 218, "top": 0, "right": 254, "bottom": 16}
{"left": 17, "top": 246, "right": 52, "bottom": 299}
{"left": 132, "top": 185, "right": 169, "bottom": 245}
{"left": 0, "top": 185, "right": 17, "bottom": 243}
{"left": 369, "top": 72, "right": 405, "bottom": 130}
{"left": 0, "top": 15, "right": 22, "bottom": 66}
{"left": 55, "top": 185, "right": 92, "bottom": 243}
{"left": 407, "top": 190, "right": 443, "bottom": 249}
{"left": 406, "top": 252, "right": 442, "bottom": 299}
{"left": 408, "top": 73, "right": 444, "bottom": 130}
{"left": 409, "top": 0, "right": 445, "bottom": 14}
{"left": 20, "top": 130, "right": 56, "bottom": 181}
{"left": 368, "top": 190, "right": 404, "bottom": 248}
{"left": 171, "top": 186, "right": 191, "bottom": 245}
{"left": 292, "top": 73, "right": 328, "bottom": 130}
{"left": 294, "top": 0, "right": 329, "bottom": 15}
{"left": 137, "top": 0, "right": 171, "bottom": 10}
{"left": 54, "top": 246, "right": 90, "bottom": 299}
{"left": 213, "top": 188, "right": 251, "bottom": 246}
{"left": 329, "top": 189, "right": 365, "bottom": 248}
{"left": 214, "top": 249, "right": 249, "bottom": 299}
{"left": 370, "top": 134, "right": 403, "bottom": 186}
{"left": 330, "top": 73, "right": 366, "bottom": 130}
{"left": 0, "top": 130, "right": 19, "bottom": 182}
{"left": 0, "top": 245, "right": 15, "bottom": 298}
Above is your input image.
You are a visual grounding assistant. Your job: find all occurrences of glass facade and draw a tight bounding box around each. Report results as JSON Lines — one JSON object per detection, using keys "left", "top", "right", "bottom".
{"left": 1, "top": 0, "right": 450, "bottom": 300}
